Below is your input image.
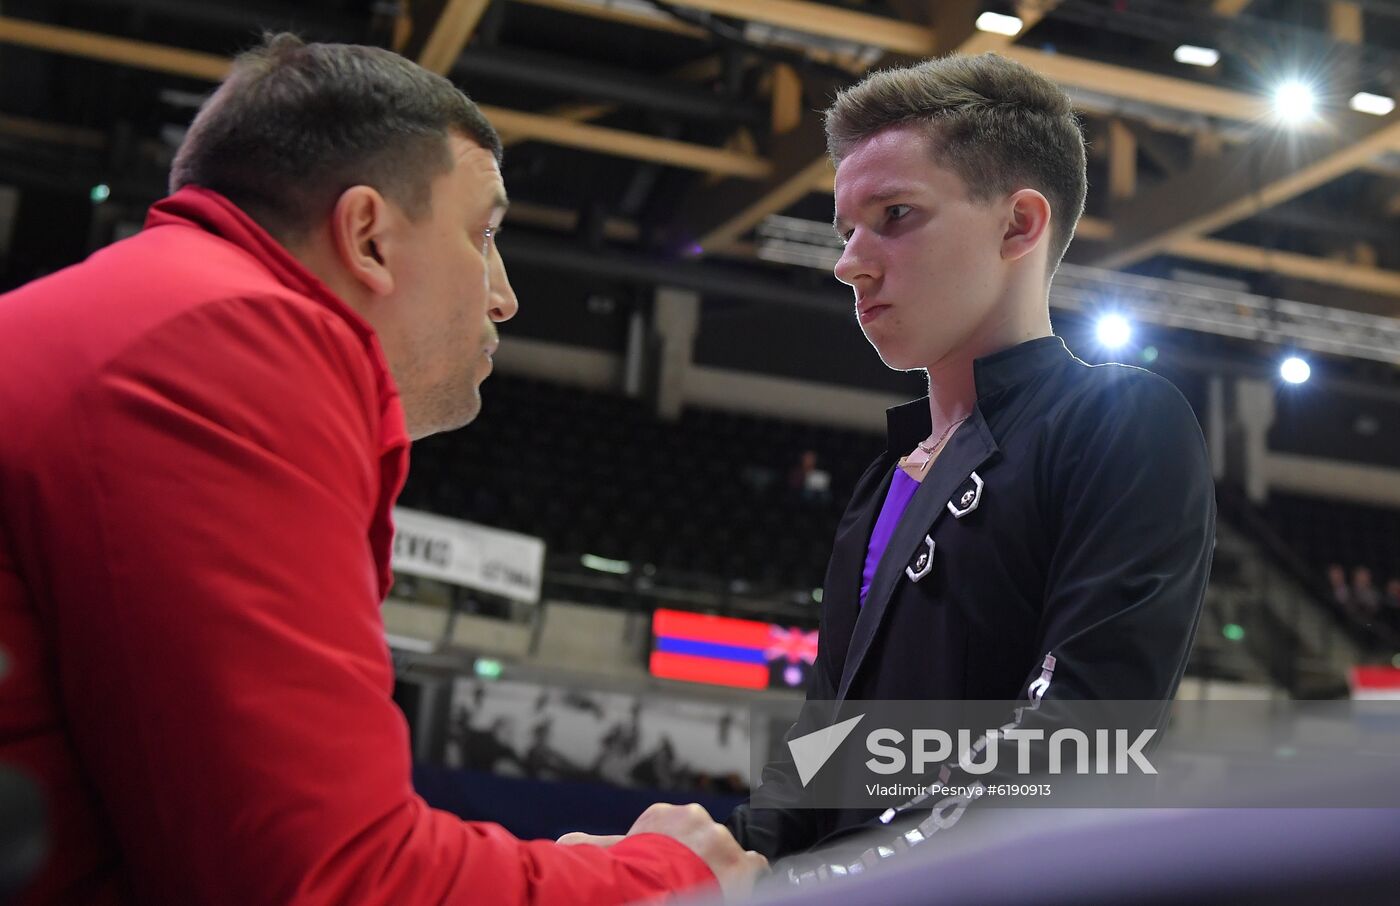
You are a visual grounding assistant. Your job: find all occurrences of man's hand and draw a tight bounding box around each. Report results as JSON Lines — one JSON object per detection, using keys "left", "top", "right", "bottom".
{"left": 558, "top": 802, "right": 768, "bottom": 899}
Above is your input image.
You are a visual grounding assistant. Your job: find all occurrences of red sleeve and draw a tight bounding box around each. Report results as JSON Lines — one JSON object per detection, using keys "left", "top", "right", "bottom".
{"left": 55, "top": 294, "right": 715, "bottom": 904}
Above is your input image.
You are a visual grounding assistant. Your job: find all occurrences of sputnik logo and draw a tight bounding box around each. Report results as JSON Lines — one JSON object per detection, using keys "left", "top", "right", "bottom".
{"left": 787, "top": 713, "right": 865, "bottom": 787}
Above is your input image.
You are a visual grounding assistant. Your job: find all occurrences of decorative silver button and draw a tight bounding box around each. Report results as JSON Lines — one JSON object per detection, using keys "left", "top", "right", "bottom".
{"left": 946, "top": 471, "right": 985, "bottom": 519}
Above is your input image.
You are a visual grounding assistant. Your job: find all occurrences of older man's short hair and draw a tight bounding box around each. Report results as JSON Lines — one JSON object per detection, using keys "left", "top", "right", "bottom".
{"left": 171, "top": 33, "right": 501, "bottom": 241}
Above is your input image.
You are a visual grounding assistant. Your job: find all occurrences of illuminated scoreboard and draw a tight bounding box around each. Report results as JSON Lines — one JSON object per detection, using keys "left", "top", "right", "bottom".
{"left": 649, "top": 608, "right": 819, "bottom": 691}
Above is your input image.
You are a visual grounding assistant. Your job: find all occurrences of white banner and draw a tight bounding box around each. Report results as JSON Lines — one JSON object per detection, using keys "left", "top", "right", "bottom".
{"left": 391, "top": 508, "right": 545, "bottom": 603}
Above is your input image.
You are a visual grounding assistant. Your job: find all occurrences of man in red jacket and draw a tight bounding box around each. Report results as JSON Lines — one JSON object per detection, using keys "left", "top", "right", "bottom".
{"left": 0, "top": 33, "right": 763, "bottom": 904}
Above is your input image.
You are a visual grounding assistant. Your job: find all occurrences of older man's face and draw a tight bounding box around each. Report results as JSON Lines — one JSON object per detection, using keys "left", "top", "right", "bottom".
{"left": 390, "top": 133, "right": 515, "bottom": 439}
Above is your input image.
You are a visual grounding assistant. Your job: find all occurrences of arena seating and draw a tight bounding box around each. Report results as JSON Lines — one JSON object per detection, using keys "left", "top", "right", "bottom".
{"left": 401, "top": 374, "right": 885, "bottom": 596}
{"left": 403, "top": 368, "right": 1217, "bottom": 595}
{"left": 1266, "top": 492, "right": 1400, "bottom": 584}
{"left": 1263, "top": 491, "right": 1400, "bottom": 647}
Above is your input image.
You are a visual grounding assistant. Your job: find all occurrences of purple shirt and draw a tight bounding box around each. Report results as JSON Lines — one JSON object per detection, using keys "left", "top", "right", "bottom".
{"left": 859, "top": 468, "right": 921, "bottom": 607}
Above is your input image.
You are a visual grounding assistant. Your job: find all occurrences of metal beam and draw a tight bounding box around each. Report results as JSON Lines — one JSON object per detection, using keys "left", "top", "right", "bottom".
{"left": 954, "top": 0, "right": 1061, "bottom": 54}
{"left": 631, "top": 0, "right": 936, "bottom": 56}
{"left": 510, "top": 0, "right": 936, "bottom": 54}
{"left": 478, "top": 106, "right": 771, "bottom": 177}
{"left": 1118, "top": 118, "right": 1192, "bottom": 175}
{"left": 0, "top": 114, "right": 106, "bottom": 149}
{"left": 1212, "top": 0, "right": 1254, "bottom": 16}
{"left": 0, "top": 17, "right": 772, "bottom": 180}
{"left": 1329, "top": 1, "right": 1364, "bottom": 44}
{"left": 501, "top": 101, "right": 615, "bottom": 148}
{"left": 1167, "top": 237, "right": 1400, "bottom": 298}
{"left": 0, "top": 15, "right": 230, "bottom": 80}
{"left": 1094, "top": 117, "right": 1400, "bottom": 270}
{"left": 418, "top": 0, "right": 493, "bottom": 75}
{"left": 1075, "top": 216, "right": 1114, "bottom": 241}
{"left": 505, "top": 201, "right": 640, "bottom": 242}
{"left": 509, "top": 0, "right": 708, "bottom": 38}
{"left": 1050, "top": 262, "right": 1400, "bottom": 366}
{"left": 666, "top": 45, "right": 846, "bottom": 256}
{"left": 1109, "top": 119, "right": 1137, "bottom": 201}
{"left": 512, "top": 0, "right": 874, "bottom": 72}
{"left": 1250, "top": 202, "right": 1399, "bottom": 246}
{"left": 500, "top": 55, "right": 726, "bottom": 148}
{"left": 521, "top": 0, "right": 1329, "bottom": 133}
{"left": 998, "top": 45, "right": 1272, "bottom": 124}
{"left": 771, "top": 63, "right": 803, "bottom": 136}
{"left": 54, "top": 0, "right": 367, "bottom": 40}
{"left": 675, "top": 112, "right": 834, "bottom": 253}
{"left": 451, "top": 46, "right": 764, "bottom": 126}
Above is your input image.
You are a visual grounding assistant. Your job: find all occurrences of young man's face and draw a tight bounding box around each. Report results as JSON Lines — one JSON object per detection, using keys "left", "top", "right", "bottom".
{"left": 833, "top": 124, "right": 1009, "bottom": 372}
{"left": 391, "top": 133, "right": 515, "bottom": 438}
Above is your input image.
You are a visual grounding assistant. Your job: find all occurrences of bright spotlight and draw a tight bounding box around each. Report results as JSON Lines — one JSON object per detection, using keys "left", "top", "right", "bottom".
{"left": 1350, "top": 91, "right": 1395, "bottom": 117}
{"left": 1096, "top": 314, "right": 1132, "bottom": 350}
{"left": 1273, "top": 81, "right": 1317, "bottom": 125}
{"left": 975, "top": 11, "right": 1023, "bottom": 36}
{"left": 1280, "top": 356, "right": 1311, "bottom": 385}
{"left": 1173, "top": 45, "right": 1220, "bottom": 68}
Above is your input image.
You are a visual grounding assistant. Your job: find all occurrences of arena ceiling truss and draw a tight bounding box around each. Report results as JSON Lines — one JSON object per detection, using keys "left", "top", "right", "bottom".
{"left": 1, "top": 0, "right": 1398, "bottom": 318}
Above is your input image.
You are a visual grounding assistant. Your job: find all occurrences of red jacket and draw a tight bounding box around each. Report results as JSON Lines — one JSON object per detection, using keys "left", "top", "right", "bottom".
{"left": 0, "top": 188, "right": 714, "bottom": 904}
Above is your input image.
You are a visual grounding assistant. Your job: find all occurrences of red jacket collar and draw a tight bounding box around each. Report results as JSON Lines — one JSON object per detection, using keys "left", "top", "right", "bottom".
{"left": 145, "top": 186, "right": 379, "bottom": 343}
{"left": 145, "top": 185, "right": 406, "bottom": 435}
{"left": 148, "top": 188, "right": 411, "bottom": 598}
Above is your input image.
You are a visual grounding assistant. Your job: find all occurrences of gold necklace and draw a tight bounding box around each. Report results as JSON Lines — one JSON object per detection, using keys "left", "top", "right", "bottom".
{"left": 904, "top": 416, "right": 969, "bottom": 475}
{"left": 918, "top": 416, "right": 969, "bottom": 457}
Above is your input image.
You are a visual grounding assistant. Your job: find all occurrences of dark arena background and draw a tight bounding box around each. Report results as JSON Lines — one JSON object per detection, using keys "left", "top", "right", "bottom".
{"left": 4, "top": 0, "right": 1400, "bottom": 903}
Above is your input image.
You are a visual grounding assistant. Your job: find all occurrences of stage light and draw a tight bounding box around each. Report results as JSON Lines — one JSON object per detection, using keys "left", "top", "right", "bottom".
{"left": 1095, "top": 314, "right": 1132, "bottom": 350}
{"left": 1273, "top": 81, "right": 1316, "bottom": 125}
{"left": 1222, "top": 623, "right": 1245, "bottom": 641}
{"left": 90, "top": 184, "right": 111, "bottom": 204}
{"left": 1280, "top": 356, "right": 1311, "bottom": 384}
{"left": 1350, "top": 91, "right": 1395, "bottom": 117}
{"left": 1173, "top": 45, "right": 1219, "bottom": 67}
{"left": 975, "top": 11, "right": 1023, "bottom": 36}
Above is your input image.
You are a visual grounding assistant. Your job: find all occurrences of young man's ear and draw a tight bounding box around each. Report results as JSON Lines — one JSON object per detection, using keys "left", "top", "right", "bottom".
{"left": 1001, "top": 188, "right": 1052, "bottom": 264}
{"left": 329, "top": 186, "right": 396, "bottom": 296}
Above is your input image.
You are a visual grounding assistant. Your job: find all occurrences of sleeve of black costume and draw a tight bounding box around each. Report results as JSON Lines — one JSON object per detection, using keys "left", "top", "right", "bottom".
{"left": 724, "top": 636, "right": 839, "bottom": 859}
{"left": 1031, "top": 368, "right": 1215, "bottom": 707}
{"left": 943, "top": 370, "right": 1215, "bottom": 782}
{"left": 944, "top": 369, "right": 1213, "bottom": 801}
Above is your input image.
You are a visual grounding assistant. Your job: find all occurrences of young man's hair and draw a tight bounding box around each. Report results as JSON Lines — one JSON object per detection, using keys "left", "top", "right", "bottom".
{"left": 825, "top": 53, "right": 1087, "bottom": 278}
{"left": 170, "top": 33, "right": 502, "bottom": 242}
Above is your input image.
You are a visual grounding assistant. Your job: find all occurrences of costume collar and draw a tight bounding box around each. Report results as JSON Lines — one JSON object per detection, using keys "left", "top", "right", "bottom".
{"left": 884, "top": 336, "right": 1072, "bottom": 452}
